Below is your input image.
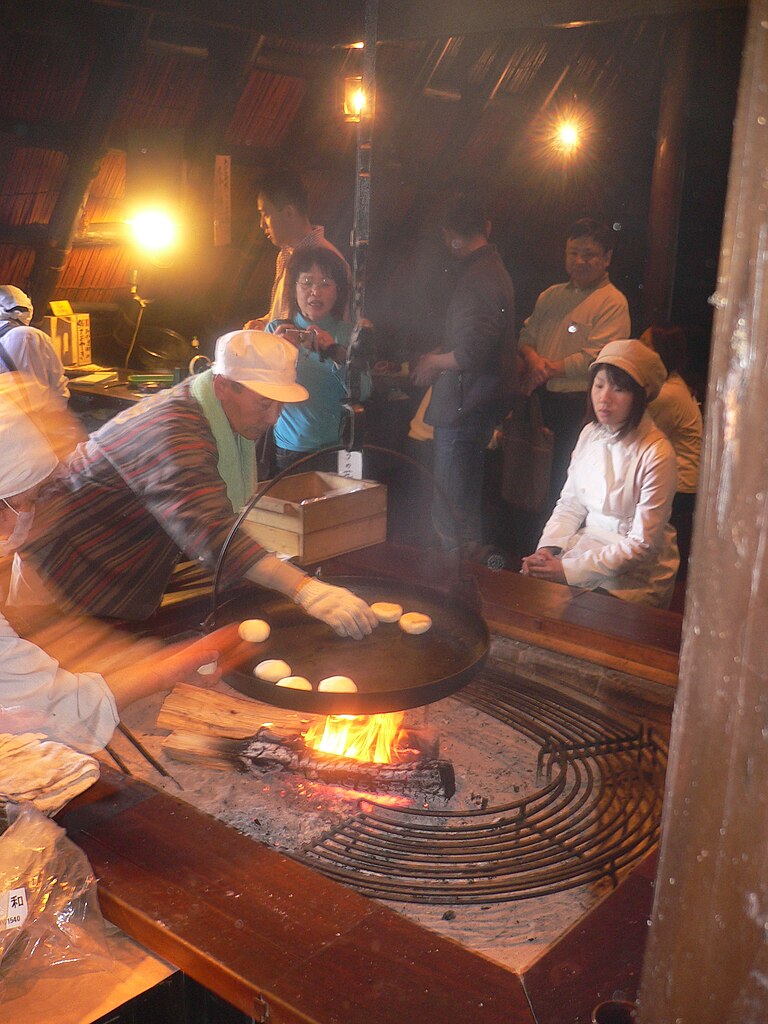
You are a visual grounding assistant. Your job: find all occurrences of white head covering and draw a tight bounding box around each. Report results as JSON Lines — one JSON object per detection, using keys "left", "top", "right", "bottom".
{"left": 0, "top": 391, "right": 57, "bottom": 498}
{"left": 591, "top": 339, "right": 667, "bottom": 402}
{"left": 0, "top": 285, "right": 33, "bottom": 327}
{"left": 211, "top": 330, "right": 308, "bottom": 403}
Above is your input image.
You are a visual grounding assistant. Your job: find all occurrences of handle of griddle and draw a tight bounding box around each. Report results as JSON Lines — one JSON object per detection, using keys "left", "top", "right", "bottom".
{"left": 206, "top": 443, "right": 474, "bottom": 631}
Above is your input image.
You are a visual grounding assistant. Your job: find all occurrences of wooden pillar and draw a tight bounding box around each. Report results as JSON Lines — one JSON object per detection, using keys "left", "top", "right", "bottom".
{"left": 641, "top": 16, "right": 692, "bottom": 328}
{"left": 638, "top": 4, "right": 768, "bottom": 1022}
{"left": 27, "top": 9, "right": 149, "bottom": 314}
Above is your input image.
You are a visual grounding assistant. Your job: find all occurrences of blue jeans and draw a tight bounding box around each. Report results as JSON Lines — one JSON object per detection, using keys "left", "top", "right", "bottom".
{"left": 431, "top": 409, "right": 495, "bottom": 550}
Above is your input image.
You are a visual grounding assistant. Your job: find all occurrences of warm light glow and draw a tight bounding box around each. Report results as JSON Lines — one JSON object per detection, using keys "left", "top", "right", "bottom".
{"left": 304, "top": 713, "right": 406, "bottom": 764}
{"left": 555, "top": 120, "right": 580, "bottom": 151}
{"left": 127, "top": 208, "right": 177, "bottom": 252}
{"left": 343, "top": 76, "right": 366, "bottom": 122}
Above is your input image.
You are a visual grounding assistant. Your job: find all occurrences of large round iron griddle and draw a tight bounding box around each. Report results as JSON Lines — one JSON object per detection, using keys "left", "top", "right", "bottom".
{"left": 217, "top": 576, "right": 489, "bottom": 715}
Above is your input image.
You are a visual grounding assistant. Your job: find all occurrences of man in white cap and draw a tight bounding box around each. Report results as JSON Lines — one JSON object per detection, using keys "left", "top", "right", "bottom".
{"left": 0, "top": 383, "right": 226, "bottom": 753}
{"left": 0, "top": 285, "right": 78, "bottom": 448}
{"left": 15, "top": 330, "right": 378, "bottom": 638}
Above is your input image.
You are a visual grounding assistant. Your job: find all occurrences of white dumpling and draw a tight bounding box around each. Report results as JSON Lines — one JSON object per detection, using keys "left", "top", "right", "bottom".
{"left": 276, "top": 676, "right": 312, "bottom": 691}
{"left": 254, "top": 659, "right": 292, "bottom": 682}
{"left": 317, "top": 675, "right": 358, "bottom": 693}
{"left": 371, "top": 601, "right": 403, "bottom": 623}
{"left": 238, "top": 619, "right": 271, "bottom": 643}
{"left": 399, "top": 612, "right": 432, "bottom": 635}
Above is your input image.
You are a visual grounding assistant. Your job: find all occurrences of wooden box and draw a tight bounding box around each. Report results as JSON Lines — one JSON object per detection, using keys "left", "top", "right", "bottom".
{"left": 241, "top": 471, "right": 387, "bottom": 563}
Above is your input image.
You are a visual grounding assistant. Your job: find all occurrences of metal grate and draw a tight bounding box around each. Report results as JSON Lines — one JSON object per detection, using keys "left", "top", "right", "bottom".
{"left": 294, "top": 669, "right": 666, "bottom": 904}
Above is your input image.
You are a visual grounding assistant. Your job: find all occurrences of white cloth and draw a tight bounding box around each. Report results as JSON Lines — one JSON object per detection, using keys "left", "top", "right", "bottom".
{"left": 519, "top": 276, "right": 630, "bottom": 392}
{"left": 538, "top": 413, "right": 679, "bottom": 607}
{"left": 0, "top": 325, "right": 69, "bottom": 411}
{"left": 0, "top": 733, "right": 99, "bottom": 815}
{"left": 648, "top": 372, "right": 702, "bottom": 493}
{"left": 0, "top": 611, "right": 118, "bottom": 753}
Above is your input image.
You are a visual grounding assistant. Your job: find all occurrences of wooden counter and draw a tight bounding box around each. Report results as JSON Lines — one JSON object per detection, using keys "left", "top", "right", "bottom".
{"left": 58, "top": 768, "right": 656, "bottom": 1024}
{"left": 324, "top": 543, "right": 682, "bottom": 687}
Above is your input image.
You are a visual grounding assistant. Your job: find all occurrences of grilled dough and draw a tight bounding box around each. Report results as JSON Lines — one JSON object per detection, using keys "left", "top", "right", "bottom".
{"left": 276, "top": 676, "right": 312, "bottom": 691}
{"left": 318, "top": 675, "right": 358, "bottom": 693}
{"left": 371, "top": 601, "right": 403, "bottom": 623}
{"left": 399, "top": 612, "right": 432, "bottom": 635}
{"left": 238, "top": 619, "right": 271, "bottom": 643}
{"left": 254, "top": 659, "right": 292, "bottom": 682}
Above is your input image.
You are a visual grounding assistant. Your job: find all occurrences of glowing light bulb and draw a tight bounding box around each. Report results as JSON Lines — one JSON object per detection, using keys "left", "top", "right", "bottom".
{"left": 556, "top": 121, "right": 580, "bottom": 150}
{"left": 127, "top": 209, "right": 177, "bottom": 252}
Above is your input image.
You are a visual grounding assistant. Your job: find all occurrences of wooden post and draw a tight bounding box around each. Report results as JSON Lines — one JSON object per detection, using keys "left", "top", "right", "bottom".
{"left": 641, "top": 16, "right": 692, "bottom": 328}
{"left": 638, "top": 4, "right": 768, "bottom": 1022}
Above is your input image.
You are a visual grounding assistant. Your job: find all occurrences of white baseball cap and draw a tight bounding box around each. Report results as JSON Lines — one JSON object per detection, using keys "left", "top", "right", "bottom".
{"left": 212, "top": 330, "right": 308, "bottom": 403}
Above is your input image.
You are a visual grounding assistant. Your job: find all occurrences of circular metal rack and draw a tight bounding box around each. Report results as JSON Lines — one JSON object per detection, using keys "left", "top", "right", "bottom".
{"left": 293, "top": 666, "right": 667, "bottom": 904}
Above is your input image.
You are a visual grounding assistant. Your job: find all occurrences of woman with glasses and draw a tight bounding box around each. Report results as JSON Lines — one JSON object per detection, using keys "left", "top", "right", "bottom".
{"left": 265, "top": 247, "right": 371, "bottom": 472}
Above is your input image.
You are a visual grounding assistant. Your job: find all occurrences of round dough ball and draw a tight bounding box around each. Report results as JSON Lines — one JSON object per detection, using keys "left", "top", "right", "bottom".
{"left": 317, "top": 675, "right": 358, "bottom": 693}
{"left": 254, "top": 659, "right": 292, "bottom": 682}
{"left": 399, "top": 612, "right": 432, "bottom": 635}
{"left": 197, "top": 661, "right": 218, "bottom": 676}
{"left": 371, "top": 601, "right": 403, "bottom": 623}
{"left": 276, "top": 676, "right": 312, "bottom": 691}
{"left": 238, "top": 619, "right": 271, "bottom": 643}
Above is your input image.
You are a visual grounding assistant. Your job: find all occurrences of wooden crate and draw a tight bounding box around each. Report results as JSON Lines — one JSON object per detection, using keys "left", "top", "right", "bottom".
{"left": 241, "top": 471, "right": 387, "bottom": 563}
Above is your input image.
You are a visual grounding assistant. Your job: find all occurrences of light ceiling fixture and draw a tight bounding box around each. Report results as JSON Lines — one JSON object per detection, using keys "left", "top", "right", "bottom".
{"left": 343, "top": 76, "right": 367, "bottom": 122}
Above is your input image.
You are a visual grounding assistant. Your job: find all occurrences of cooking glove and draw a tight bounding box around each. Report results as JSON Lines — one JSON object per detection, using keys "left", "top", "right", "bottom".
{"left": 294, "top": 579, "right": 378, "bottom": 640}
{"left": 246, "top": 555, "right": 377, "bottom": 639}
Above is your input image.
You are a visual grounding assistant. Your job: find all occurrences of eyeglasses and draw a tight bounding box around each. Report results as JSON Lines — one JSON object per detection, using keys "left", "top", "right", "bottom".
{"left": 296, "top": 276, "right": 335, "bottom": 290}
{"left": 1, "top": 496, "right": 20, "bottom": 517}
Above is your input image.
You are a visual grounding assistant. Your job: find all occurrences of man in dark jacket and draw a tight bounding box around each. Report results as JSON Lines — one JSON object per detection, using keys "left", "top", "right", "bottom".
{"left": 412, "top": 195, "right": 516, "bottom": 552}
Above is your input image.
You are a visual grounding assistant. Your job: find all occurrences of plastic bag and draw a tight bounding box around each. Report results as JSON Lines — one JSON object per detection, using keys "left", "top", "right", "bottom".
{"left": 0, "top": 803, "right": 113, "bottom": 996}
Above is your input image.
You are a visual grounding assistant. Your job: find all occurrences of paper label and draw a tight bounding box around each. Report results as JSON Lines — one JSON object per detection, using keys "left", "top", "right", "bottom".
{"left": 1, "top": 887, "right": 28, "bottom": 930}
{"left": 337, "top": 450, "right": 363, "bottom": 479}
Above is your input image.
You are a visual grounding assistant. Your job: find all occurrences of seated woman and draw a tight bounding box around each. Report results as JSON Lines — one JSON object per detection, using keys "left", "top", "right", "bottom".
{"left": 640, "top": 323, "right": 703, "bottom": 571}
{"left": 265, "top": 247, "right": 371, "bottom": 472}
{"left": 521, "top": 339, "right": 679, "bottom": 608}
{"left": 0, "top": 383, "right": 226, "bottom": 753}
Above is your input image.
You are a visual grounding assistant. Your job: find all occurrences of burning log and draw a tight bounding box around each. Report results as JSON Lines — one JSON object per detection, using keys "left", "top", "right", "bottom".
{"left": 238, "top": 727, "right": 456, "bottom": 800}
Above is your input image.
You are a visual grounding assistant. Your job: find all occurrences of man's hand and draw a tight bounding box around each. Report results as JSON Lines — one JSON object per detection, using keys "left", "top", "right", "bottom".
{"left": 520, "top": 548, "right": 567, "bottom": 584}
{"left": 411, "top": 353, "right": 443, "bottom": 386}
{"left": 294, "top": 579, "right": 378, "bottom": 639}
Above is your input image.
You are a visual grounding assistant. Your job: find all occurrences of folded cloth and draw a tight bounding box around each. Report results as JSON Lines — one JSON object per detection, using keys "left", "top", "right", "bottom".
{"left": 0, "top": 733, "right": 100, "bottom": 816}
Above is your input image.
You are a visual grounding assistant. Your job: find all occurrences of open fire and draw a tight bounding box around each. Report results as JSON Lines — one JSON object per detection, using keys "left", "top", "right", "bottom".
{"left": 303, "top": 712, "right": 415, "bottom": 765}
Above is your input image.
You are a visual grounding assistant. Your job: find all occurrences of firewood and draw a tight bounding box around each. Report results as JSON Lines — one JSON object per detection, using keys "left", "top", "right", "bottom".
{"left": 157, "top": 684, "right": 305, "bottom": 739}
{"left": 238, "top": 728, "right": 456, "bottom": 799}
{"left": 162, "top": 726, "right": 455, "bottom": 799}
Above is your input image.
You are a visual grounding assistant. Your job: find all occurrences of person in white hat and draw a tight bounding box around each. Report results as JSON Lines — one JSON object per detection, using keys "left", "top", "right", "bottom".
{"left": 0, "top": 383, "right": 227, "bottom": 753}
{"left": 0, "top": 285, "right": 81, "bottom": 451}
{"left": 521, "top": 339, "right": 679, "bottom": 607}
{"left": 13, "top": 330, "right": 378, "bottom": 638}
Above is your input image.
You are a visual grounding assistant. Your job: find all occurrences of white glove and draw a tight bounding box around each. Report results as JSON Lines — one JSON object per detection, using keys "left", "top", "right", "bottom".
{"left": 293, "top": 578, "right": 378, "bottom": 640}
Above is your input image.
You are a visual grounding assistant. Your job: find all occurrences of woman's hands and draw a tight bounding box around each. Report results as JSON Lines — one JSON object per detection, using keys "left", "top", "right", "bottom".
{"left": 520, "top": 548, "right": 567, "bottom": 584}
{"left": 275, "top": 323, "right": 343, "bottom": 361}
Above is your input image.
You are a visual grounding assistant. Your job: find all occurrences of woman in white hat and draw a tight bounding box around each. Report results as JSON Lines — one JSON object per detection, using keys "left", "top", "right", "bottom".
{"left": 0, "top": 386, "right": 225, "bottom": 752}
{"left": 521, "top": 339, "right": 679, "bottom": 607}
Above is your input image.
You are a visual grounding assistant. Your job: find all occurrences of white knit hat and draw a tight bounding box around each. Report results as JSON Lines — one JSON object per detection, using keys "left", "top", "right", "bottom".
{"left": 212, "top": 330, "right": 308, "bottom": 403}
{"left": 591, "top": 339, "right": 667, "bottom": 401}
{"left": 0, "top": 391, "right": 57, "bottom": 498}
{"left": 0, "top": 285, "right": 33, "bottom": 326}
